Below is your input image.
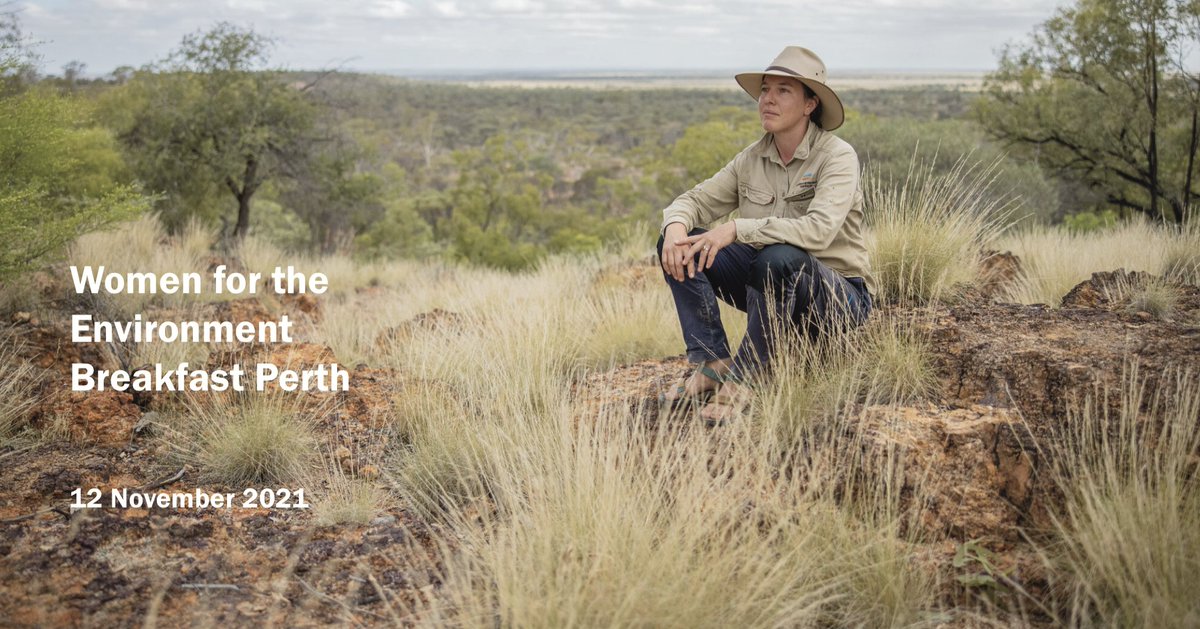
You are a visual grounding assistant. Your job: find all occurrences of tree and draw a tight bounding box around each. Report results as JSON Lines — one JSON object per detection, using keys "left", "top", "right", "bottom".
{"left": 0, "top": 13, "right": 144, "bottom": 279}
{"left": 975, "top": 0, "right": 1200, "bottom": 224}
{"left": 110, "top": 23, "right": 315, "bottom": 239}
{"left": 280, "top": 136, "right": 387, "bottom": 254}
{"left": 0, "top": 7, "right": 37, "bottom": 94}
{"left": 60, "top": 60, "right": 85, "bottom": 91}
{"left": 443, "top": 134, "right": 553, "bottom": 269}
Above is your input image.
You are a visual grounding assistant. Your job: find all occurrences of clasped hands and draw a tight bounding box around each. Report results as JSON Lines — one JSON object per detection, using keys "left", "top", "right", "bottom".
{"left": 660, "top": 221, "right": 737, "bottom": 282}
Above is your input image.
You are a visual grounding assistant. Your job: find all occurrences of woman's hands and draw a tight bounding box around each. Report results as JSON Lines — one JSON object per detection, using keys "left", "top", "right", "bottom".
{"left": 661, "top": 222, "right": 737, "bottom": 281}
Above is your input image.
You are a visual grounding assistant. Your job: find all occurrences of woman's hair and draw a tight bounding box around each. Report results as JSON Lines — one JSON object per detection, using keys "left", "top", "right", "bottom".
{"left": 800, "top": 83, "right": 825, "bottom": 129}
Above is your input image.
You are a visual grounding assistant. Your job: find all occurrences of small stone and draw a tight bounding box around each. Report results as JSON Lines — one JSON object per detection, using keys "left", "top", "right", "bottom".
{"left": 1135, "top": 311, "right": 1153, "bottom": 320}
{"left": 134, "top": 411, "right": 161, "bottom": 434}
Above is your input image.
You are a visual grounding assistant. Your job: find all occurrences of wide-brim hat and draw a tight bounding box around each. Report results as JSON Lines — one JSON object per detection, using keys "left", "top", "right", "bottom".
{"left": 735, "top": 46, "right": 845, "bottom": 131}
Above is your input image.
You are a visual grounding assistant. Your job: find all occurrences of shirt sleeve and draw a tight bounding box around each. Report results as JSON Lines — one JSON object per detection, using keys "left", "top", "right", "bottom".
{"left": 660, "top": 153, "right": 741, "bottom": 234}
{"left": 733, "top": 145, "right": 860, "bottom": 251}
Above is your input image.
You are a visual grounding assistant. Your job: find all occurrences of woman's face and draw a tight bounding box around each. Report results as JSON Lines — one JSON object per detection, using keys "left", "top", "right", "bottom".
{"left": 758, "top": 75, "right": 817, "bottom": 136}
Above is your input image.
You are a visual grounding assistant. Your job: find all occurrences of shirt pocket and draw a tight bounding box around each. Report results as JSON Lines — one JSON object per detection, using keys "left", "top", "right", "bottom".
{"left": 784, "top": 188, "right": 816, "bottom": 215}
{"left": 738, "top": 183, "right": 775, "bottom": 212}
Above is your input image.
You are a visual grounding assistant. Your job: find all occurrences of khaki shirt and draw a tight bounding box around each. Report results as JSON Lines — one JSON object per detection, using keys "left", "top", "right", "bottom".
{"left": 661, "top": 120, "right": 875, "bottom": 295}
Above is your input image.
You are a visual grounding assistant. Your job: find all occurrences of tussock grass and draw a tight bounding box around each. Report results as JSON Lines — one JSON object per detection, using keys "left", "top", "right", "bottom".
{"left": 1100, "top": 274, "right": 1181, "bottom": 319}
{"left": 311, "top": 456, "right": 391, "bottom": 526}
{"left": 1043, "top": 369, "right": 1200, "bottom": 627}
{"left": 575, "top": 282, "right": 680, "bottom": 370}
{"left": 752, "top": 309, "right": 935, "bottom": 445}
{"left": 999, "top": 219, "right": 1196, "bottom": 306}
{"left": 0, "top": 332, "right": 39, "bottom": 443}
{"left": 68, "top": 215, "right": 214, "bottom": 316}
{"left": 403, "top": 404, "right": 937, "bottom": 628}
{"left": 389, "top": 398, "right": 500, "bottom": 520}
{"left": 1127, "top": 282, "right": 1180, "bottom": 318}
{"left": 865, "top": 155, "right": 1012, "bottom": 305}
{"left": 1162, "top": 221, "right": 1200, "bottom": 286}
{"left": 161, "top": 392, "right": 320, "bottom": 485}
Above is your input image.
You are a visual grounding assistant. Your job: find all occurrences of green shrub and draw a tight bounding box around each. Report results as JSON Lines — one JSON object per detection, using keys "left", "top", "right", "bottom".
{"left": 0, "top": 89, "right": 146, "bottom": 279}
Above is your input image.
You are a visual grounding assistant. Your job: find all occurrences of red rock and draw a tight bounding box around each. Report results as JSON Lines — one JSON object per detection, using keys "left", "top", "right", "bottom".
{"left": 35, "top": 389, "right": 141, "bottom": 448}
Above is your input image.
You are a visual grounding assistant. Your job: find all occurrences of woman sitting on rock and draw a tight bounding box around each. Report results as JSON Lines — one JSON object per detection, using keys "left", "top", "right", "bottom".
{"left": 658, "top": 46, "right": 875, "bottom": 423}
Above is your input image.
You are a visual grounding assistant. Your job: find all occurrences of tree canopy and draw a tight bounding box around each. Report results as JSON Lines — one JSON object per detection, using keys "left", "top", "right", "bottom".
{"left": 975, "top": 0, "right": 1200, "bottom": 224}
{"left": 0, "top": 11, "right": 145, "bottom": 280}
{"left": 107, "top": 22, "right": 315, "bottom": 240}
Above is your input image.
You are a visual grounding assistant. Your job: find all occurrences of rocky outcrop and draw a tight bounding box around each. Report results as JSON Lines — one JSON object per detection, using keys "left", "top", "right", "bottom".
{"left": 864, "top": 403, "right": 1036, "bottom": 540}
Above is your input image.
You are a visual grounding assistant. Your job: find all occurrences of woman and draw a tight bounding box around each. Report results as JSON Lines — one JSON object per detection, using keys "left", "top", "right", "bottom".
{"left": 658, "top": 46, "right": 875, "bottom": 423}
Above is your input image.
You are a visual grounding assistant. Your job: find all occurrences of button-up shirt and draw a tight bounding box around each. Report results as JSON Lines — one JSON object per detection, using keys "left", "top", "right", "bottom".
{"left": 661, "top": 120, "right": 875, "bottom": 295}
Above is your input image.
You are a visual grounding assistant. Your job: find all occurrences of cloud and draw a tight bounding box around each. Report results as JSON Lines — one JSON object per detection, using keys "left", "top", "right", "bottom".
{"left": 19, "top": 0, "right": 1068, "bottom": 73}
{"left": 491, "top": 0, "right": 543, "bottom": 13}
{"left": 432, "top": 1, "right": 464, "bottom": 17}
{"left": 369, "top": 0, "right": 412, "bottom": 18}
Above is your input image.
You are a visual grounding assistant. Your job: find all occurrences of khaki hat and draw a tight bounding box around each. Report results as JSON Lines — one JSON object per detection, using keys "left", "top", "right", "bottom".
{"left": 735, "top": 46, "right": 845, "bottom": 131}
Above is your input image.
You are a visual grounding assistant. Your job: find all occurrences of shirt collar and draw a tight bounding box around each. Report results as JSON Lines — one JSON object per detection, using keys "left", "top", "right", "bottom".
{"left": 757, "top": 119, "right": 823, "bottom": 166}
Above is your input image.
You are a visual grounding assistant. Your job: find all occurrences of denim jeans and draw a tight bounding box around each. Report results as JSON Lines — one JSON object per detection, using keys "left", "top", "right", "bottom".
{"left": 657, "top": 228, "right": 871, "bottom": 379}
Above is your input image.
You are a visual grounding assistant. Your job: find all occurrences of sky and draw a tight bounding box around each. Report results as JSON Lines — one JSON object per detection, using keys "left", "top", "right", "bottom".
{"left": 16, "top": 0, "right": 1067, "bottom": 76}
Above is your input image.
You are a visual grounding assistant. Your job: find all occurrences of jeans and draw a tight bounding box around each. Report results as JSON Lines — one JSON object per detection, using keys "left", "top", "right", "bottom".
{"left": 657, "top": 228, "right": 871, "bottom": 379}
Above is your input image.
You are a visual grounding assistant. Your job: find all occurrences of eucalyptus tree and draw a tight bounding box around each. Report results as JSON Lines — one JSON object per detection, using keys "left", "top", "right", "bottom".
{"left": 976, "top": 0, "right": 1200, "bottom": 223}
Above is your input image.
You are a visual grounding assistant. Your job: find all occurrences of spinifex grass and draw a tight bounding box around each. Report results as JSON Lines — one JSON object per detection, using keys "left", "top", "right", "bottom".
{"left": 310, "top": 451, "right": 392, "bottom": 526}
{"left": 161, "top": 391, "right": 322, "bottom": 486}
{"left": 0, "top": 331, "right": 38, "bottom": 443}
{"left": 999, "top": 219, "right": 1199, "bottom": 306}
{"left": 1041, "top": 368, "right": 1200, "bottom": 627}
{"left": 395, "top": 400, "right": 938, "bottom": 628}
{"left": 866, "top": 154, "right": 1013, "bottom": 305}
{"left": 68, "top": 215, "right": 214, "bottom": 316}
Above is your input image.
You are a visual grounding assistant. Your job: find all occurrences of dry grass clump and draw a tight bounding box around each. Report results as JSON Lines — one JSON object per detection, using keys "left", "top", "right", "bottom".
{"left": 865, "top": 155, "right": 1012, "bottom": 305}
{"left": 1042, "top": 368, "right": 1200, "bottom": 627}
{"left": 859, "top": 315, "right": 937, "bottom": 405}
{"left": 68, "top": 215, "right": 214, "bottom": 316}
{"left": 0, "top": 333, "right": 39, "bottom": 443}
{"left": 999, "top": 219, "right": 1196, "bottom": 306}
{"left": 575, "top": 280, "right": 682, "bottom": 370}
{"left": 311, "top": 457, "right": 392, "bottom": 526}
{"left": 161, "top": 392, "right": 320, "bottom": 485}
{"left": 390, "top": 378, "right": 466, "bottom": 442}
{"left": 1127, "top": 282, "right": 1180, "bottom": 318}
{"left": 1090, "top": 271, "right": 1182, "bottom": 319}
{"left": 752, "top": 310, "right": 935, "bottom": 445}
{"left": 388, "top": 407, "right": 502, "bottom": 522}
{"left": 1162, "top": 221, "right": 1200, "bottom": 285}
{"left": 405, "top": 405, "right": 937, "bottom": 628}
